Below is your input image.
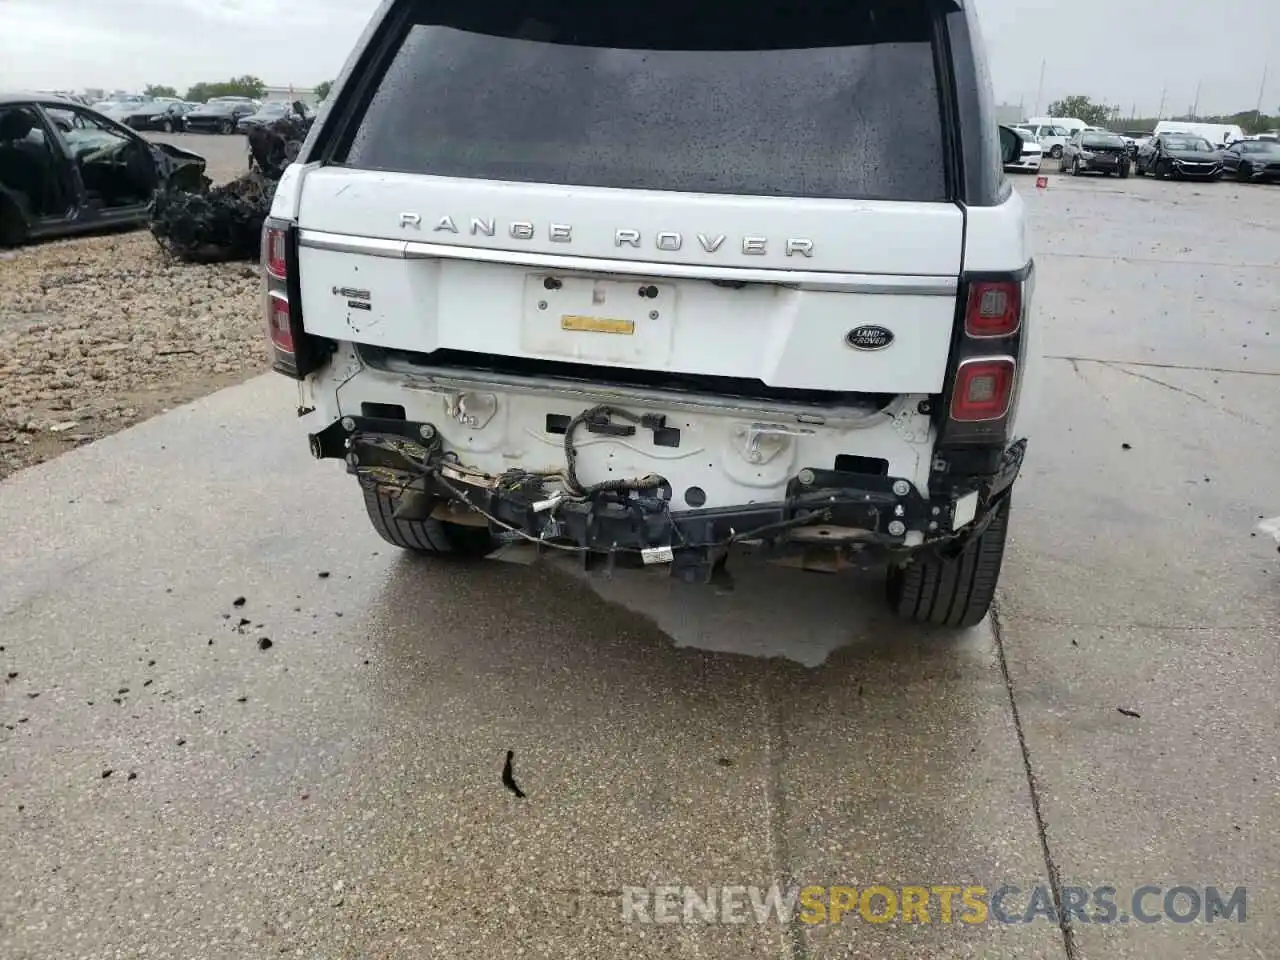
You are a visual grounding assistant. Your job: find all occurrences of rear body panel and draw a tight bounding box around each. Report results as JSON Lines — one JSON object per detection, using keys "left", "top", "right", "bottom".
{"left": 293, "top": 168, "right": 966, "bottom": 394}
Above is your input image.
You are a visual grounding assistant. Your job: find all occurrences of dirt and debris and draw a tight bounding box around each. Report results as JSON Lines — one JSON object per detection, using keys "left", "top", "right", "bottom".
{"left": 0, "top": 231, "right": 263, "bottom": 481}
{"left": 147, "top": 113, "right": 316, "bottom": 265}
{"left": 149, "top": 171, "right": 278, "bottom": 264}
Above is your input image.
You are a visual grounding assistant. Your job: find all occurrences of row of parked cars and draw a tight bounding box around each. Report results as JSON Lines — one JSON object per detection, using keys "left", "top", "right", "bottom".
{"left": 89, "top": 95, "right": 315, "bottom": 135}
{"left": 1002, "top": 121, "right": 1280, "bottom": 184}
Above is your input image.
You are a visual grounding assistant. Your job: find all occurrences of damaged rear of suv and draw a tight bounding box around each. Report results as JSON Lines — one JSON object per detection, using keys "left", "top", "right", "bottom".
{"left": 263, "top": 0, "right": 1037, "bottom": 628}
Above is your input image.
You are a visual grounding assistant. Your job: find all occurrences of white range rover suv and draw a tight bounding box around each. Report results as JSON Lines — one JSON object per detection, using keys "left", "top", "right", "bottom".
{"left": 262, "top": 0, "right": 1037, "bottom": 628}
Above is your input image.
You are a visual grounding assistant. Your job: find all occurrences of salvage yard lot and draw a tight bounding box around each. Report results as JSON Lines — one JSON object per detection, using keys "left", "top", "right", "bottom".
{"left": 0, "top": 133, "right": 260, "bottom": 480}
{"left": 1, "top": 145, "right": 1279, "bottom": 960}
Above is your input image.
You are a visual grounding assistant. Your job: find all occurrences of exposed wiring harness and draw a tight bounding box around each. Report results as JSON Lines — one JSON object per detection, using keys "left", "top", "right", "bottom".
{"left": 561, "top": 404, "right": 665, "bottom": 498}
{"left": 357, "top": 402, "right": 835, "bottom": 557}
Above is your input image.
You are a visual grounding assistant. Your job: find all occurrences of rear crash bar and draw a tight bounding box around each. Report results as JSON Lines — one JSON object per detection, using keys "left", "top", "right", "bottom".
{"left": 310, "top": 415, "right": 1022, "bottom": 583}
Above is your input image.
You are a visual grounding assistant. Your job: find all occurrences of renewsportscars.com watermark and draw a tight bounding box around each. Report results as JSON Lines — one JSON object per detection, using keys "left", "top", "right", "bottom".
{"left": 621, "top": 884, "right": 1247, "bottom": 926}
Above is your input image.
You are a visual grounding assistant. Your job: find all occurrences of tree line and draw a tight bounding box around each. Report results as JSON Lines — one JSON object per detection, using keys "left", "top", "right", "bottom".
{"left": 142, "top": 77, "right": 333, "bottom": 103}
{"left": 1048, "top": 95, "right": 1277, "bottom": 134}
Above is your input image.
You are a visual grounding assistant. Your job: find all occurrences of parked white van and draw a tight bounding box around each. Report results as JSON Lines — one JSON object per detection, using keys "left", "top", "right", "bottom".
{"left": 1018, "top": 120, "right": 1073, "bottom": 158}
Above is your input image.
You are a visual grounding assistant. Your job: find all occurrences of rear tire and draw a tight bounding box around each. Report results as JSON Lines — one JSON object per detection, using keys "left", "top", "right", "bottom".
{"left": 885, "top": 494, "right": 1012, "bottom": 629}
{"left": 362, "top": 485, "right": 496, "bottom": 557}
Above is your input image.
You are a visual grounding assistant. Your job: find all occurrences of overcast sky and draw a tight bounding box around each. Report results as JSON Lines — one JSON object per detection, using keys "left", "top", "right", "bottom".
{"left": 0, "top": 0, "right": 1276, "bottom": 117}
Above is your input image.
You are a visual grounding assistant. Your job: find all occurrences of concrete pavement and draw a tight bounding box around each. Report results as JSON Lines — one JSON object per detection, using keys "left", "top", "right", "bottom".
{"left": 2, "top": 171, "right": 1278, "bottom": 959}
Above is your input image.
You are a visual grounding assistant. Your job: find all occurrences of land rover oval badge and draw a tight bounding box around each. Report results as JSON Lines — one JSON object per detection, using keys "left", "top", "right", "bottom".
{"left": 845, "top": 325, "right": 895, "bottom": 351}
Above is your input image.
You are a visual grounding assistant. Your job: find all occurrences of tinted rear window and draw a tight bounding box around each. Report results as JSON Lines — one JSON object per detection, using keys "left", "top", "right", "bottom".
{"left": 336, "top": 1, "right": 949, "bottom": 202}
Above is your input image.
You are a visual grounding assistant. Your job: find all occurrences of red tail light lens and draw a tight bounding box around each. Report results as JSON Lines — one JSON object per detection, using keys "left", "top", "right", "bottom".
{"left": 965, "top": 280, "right": 1021, "bottom": 338}
{"left": 267, "top": 292, "right": 294, "bottom": 353}
{"left": 265, "top": 226, "right": 288, "bottom": 281}
{"left": 951, "top": 358, "right": 1015, "bottom": 421}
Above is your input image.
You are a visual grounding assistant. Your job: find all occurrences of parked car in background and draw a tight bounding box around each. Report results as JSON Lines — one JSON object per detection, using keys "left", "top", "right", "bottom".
{"left": 1120, "top": 130, "right": 1149, "bottom": 158}
{"left": 1062, "top": 130, "right": 1132, "bottom": 178}
{"left": 1135, "top": 133, "right": 1223, "bottom": 180}
{"left": 183, "top": 100, "right": 258, "bottom": 134}
{"left": 208, "top": 96, "right": 261, "bottom": 110}
{"left": 1222, "top": 139, "right": 1280, "bottom": 183}
{"left": 1002, "top": 125, "right": 1043, "bottom": 173}
{"left": 1020, "top": 122, "right": 1071, "bottom": 159}
{"left": 1151, "top": 121, "right": 1244, "bottom": 150}
{"left": 237, "top": 100, "right": 312, "bottom": 133}
{"left": 0, "top": 92, "right": 206, "bottom": 247}
{"left": 120, "top": 99, "right": 194, "bottom": 133}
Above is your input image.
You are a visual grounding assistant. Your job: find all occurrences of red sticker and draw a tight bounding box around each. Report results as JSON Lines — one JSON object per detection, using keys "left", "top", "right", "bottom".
{"left": 1035, "top": 176, "right": 1048, "bottom": 189}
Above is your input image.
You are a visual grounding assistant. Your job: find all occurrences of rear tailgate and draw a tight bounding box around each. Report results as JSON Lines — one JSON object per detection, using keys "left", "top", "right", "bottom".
{"left": 296, "top": 0, "right": 965, "bottom": 394}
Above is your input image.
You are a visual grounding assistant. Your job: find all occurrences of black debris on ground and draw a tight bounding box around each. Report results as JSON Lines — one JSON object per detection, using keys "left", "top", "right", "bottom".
{"left": 258, "top": 638, "right": 273, "bottom": 650}
{"left": 148, "top": 113, "right": 315, "bottom": 264}
{"left": 1117, "top": 707, "right": 1142, "bottom": 719}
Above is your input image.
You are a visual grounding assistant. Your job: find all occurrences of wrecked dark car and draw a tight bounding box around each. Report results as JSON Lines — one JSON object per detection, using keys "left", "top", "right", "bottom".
{"left": 184, "top": 100, "right": 257, "bottom": 135}
{"left": 121, "top": 100, "right": 195, "bottom": 133}
{"left": 0, "top": 93, "right": 207, "bottom": 247}
{"left": 147, "top": 109, "right": 316, "bottom": 264}
{"left": 237, "top": 100, "right": 313, "bottom": 134}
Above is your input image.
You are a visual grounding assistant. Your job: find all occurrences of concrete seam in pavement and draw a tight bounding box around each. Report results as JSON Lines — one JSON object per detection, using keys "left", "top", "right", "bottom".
{"left": 763, "top": 677, "right": 809, "bottom": 960}
{"left": 991, "top": 599, "right": 1079, "bottom": 960}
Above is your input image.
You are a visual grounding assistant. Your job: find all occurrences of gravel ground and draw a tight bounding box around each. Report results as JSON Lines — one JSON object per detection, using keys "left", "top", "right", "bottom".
{"left": 0, "top": 133, "right": 266, "bottom": 481}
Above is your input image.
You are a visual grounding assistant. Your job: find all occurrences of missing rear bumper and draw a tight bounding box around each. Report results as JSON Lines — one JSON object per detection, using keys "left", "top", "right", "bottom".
{"left": 311, "top": 414, "right": 1023, "bottom": 584}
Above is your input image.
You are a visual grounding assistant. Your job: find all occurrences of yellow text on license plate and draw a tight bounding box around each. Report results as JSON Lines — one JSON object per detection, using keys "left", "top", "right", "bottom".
{"left": 560, "top": 314, "right": 635, "bottom": 336}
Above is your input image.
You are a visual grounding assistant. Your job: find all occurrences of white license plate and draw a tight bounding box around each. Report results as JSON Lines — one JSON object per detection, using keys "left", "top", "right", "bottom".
{"left": 520, "top": 275, "right": 676, "bottom": 365}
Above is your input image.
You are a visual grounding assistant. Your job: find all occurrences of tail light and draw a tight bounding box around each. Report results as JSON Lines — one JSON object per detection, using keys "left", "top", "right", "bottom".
{"left": 934, "top": 267, "right": 1032, "bottom": 451}
{"left": 267, "top": 292, "right": 293, "bottom": 353}
{"left": 261, "top": 217, "right": 329, "bottom": 379}
{"left": 964, "top": 280, "right": 1021, "bottom": 338}
{"left": 265, "top": 226, "right": 288, "bottom": 281}
{"left": 950, "top": 358, "right": 1016, "bottom": 421}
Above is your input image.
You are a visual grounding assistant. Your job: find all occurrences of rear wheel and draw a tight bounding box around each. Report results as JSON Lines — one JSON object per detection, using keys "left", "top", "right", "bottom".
{"left": 362, "top": 485, "right": 497, "bottom": 557}
{"left": 885, "top": 494, "right": 1012, "bottom": 629}
{"left": 220, "top": 119, "right": 234, "bottom": 135}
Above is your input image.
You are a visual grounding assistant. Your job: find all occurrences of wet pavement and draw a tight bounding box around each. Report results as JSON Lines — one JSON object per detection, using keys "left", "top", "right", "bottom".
{"left": 2, "top": 171, "right": 1278, "bottom": 959}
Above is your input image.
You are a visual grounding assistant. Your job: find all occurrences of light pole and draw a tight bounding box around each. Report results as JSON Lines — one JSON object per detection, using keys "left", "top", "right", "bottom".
{"left": 1256, "top": 64, "right": 1269, "bottom": 129}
